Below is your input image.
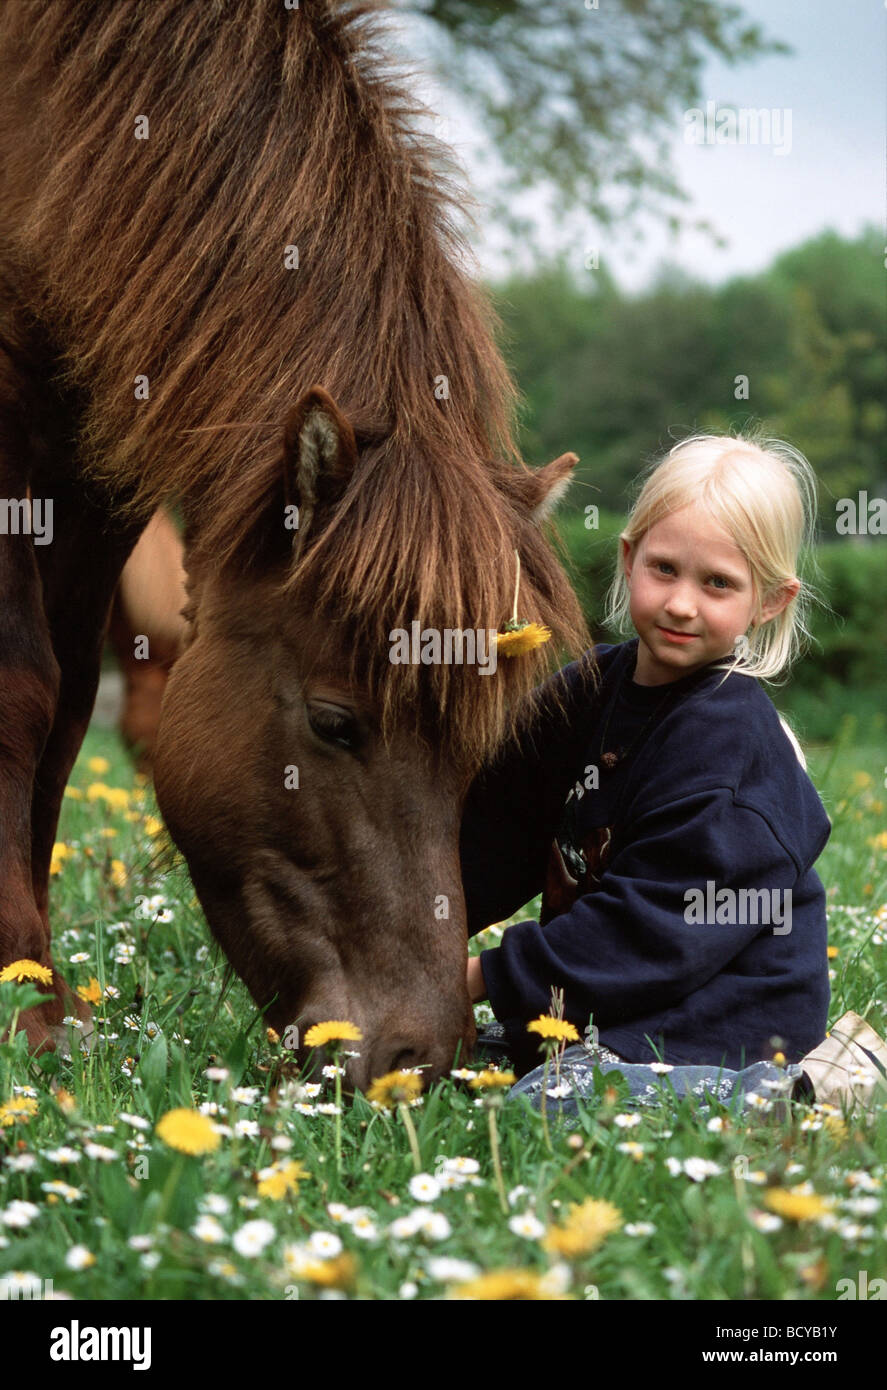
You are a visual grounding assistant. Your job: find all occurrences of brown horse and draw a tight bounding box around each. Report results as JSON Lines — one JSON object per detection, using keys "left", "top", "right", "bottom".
{"left": 0, "top": 1, "right": 590, "bottom": 1088}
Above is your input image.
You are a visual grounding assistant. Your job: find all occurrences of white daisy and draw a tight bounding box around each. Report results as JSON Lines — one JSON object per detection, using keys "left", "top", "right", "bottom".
{"left": 508, "top": 1212, "right": 545, "bottom": 1239}
{"left": 0, "top": 1200, "right": 40, "bottom": 1234}
{"left": 613, "top": 1113, "right": 642, "bottom": 1129}
{"left": 350, "top": 1215, "right": 379, "bottom": 1240}
{"left": 84, "top": 1144, "right": 117, "bottom": 1162}
{"left": 426, "top": 1257, "right": 480, "bottom": 1282}
{"left": 234, "top": 1119, "right": 260, "bottom": 1139}
{"left": 415, "top": 1210, "right": 451, "bottom": 1240}
{"left": 199, "top": 1194, "right": 231, "bottom": 1216}
{"left": 4, "top": 1153, "right": 37, "bottom": 1172}
{"left": 118, "top": 1113, "right": 150, "bottom": 1132}
{"left": 624, "top": 1222, "right": 656, "bottom": 1236}
{"left": 204, "top": 1067, "right": 230, "bottom": 1082}
{"left": 232, "top": 1219, "right": 276, "bottom": 1256}
{"left": 409, "top": 1173, "right": 441, "bottom": 1203}
{"left": 191, "top": 1215, "right": 226, "bottom": 1244}
{"left": 44, "top": 1147, "right": 81, "bottom": 1165}
{"left": 65, "top": 1245, "right": 95, "bottom": 1270}
{"left": 230, "top": 1086, "right": 260, "bottom": 1104}
{"left": 682, "top": 1158, "right": 723, "bottom": 1182}
{"left": 748, "top": 1210, "right": 783, "bottom": 1232}
{"left": 127, "top": 1235, "right": 154, "bottom": 1251}
{"left": 308, "top": 1231, "right": 343, "bottom": 1258}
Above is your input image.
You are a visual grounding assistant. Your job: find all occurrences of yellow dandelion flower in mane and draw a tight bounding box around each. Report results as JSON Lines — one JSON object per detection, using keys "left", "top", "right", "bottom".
{"left": 526, "top": 1016, "right": 580, "bottom": 1043}
{"left": 763, "top": 1188, "right": 832, "bottom": 1222}
{"left": 469, "top": 1070, "right": 517, "bottom": 1090}
{"left": 543, "top": 1198, "right": 622, "bottom": 1257}
{"left": 76, "top": 978, "right": 103, "bottom": 1005}
{"left": 155, "top": 1107, "right": 221, "bottom": 1155}
{"left": 495, "top": 550, "right": 553, "bottom": 658}
{"left": 0, "top": 959, "right": 53, "bottom": 985}
{"left": 365, "top": 1070, "right": 423, "bottom": 1108}
{"left": 302, "top": 1020, "right": 363, "bottom": 1049}
{"left": 449, "top": 1269, "right": 572, "bottom": 1300}
{"left": 0, "top": 1096, "right": 39, "bottom": 1127}
{"left": 496, "top": 621, "right": 552, "bottom": 658}
{"left": 87, "top": 756, "right": 110, "bottom": 775}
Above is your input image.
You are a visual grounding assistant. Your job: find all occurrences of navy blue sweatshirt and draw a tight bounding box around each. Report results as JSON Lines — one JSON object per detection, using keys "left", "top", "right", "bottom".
{"left": 460, "top": 640, "right": 831, "bottom": 1074}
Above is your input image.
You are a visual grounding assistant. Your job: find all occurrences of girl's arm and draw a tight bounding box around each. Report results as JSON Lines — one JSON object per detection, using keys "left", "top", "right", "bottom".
{"left": 459, "top": 652, "right": 599, "bottom": 936}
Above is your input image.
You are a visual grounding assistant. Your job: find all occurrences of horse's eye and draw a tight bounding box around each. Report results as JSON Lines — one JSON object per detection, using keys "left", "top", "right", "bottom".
{"left": 307, "top": 703, "right": 360, "bottom": 750}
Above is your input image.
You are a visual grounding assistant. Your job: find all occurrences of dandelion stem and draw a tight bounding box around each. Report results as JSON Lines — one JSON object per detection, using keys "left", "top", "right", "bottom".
{"left": 398, "top": 1101, "right": 422, "bottom": 1174}
{"left": 511, "top": 549, "right": 520, "bottom": 624}
{"left": 487, "top": 1103, "right": 509, "bottom": 1215}
{"left": 333, "top": 1051, "right": 343, "bottom": 1175}
{"left": 540, "top": 1048, "right": 553, "bottom": 1153}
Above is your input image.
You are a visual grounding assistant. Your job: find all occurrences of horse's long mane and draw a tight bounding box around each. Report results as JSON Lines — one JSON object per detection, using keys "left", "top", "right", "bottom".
{"left": 0, "top": 0, "right": 592, "bottom": 769}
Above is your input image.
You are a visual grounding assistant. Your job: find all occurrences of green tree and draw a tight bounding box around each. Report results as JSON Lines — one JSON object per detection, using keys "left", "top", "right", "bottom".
{"left": 396, "top": 0, "right": 787, "bottom": 245}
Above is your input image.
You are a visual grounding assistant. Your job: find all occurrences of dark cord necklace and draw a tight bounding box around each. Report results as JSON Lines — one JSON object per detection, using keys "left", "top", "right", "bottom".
{"left": 598, "top": 660, "right": 681, "bottom": 771}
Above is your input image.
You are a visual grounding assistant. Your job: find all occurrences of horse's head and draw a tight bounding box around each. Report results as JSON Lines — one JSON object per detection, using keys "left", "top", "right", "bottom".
{"left": 153, "top": 386, "right": 584, "bottom": 1092}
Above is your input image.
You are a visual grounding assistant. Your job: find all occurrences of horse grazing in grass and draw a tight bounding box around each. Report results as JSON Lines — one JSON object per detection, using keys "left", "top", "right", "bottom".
{"left": 0, "top": 0, "right": 589, "bottom": 1089}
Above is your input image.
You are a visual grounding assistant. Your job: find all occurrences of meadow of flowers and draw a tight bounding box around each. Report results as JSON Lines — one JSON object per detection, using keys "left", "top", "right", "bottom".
{"left": 0, "top": 714, "right": 885, "bottom": 1303}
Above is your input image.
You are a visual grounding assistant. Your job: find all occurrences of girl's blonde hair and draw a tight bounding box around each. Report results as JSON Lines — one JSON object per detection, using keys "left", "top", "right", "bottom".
{"left": 604, "top": 430, "right": 819, "bottom": 683}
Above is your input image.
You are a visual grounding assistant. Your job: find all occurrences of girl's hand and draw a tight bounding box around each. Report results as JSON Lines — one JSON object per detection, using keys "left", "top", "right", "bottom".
{"left": 466, "top": 954, "right": 488, "bottom": 1003}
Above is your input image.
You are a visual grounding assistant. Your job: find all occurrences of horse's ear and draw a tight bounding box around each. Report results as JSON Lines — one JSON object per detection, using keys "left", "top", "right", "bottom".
{"left": 505, "top": 452, "right": 578, "bottom": 524}
{"left": 282, "top": 385, "right": 359, "bottom": 545}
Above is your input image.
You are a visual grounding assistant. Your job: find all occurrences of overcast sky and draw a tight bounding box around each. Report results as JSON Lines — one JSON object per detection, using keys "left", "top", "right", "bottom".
{"left": 399, "top": 0, "right": 884, "bottom": 291}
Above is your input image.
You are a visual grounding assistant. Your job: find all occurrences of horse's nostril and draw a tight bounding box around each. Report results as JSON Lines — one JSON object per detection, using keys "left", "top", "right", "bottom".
{"left": 390, "top": 1048, "right": 419, "bottom": 1072}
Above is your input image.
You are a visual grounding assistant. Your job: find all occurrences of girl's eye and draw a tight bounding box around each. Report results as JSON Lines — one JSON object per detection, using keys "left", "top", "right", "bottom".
{"left": 709, "top": 576, "right": 729, "bottom": 590}
{"left": 655, "top": 561, "right": 675, "bottom": 575}
{"left": 307, "top": 704, "right": 361, "bottom": 750}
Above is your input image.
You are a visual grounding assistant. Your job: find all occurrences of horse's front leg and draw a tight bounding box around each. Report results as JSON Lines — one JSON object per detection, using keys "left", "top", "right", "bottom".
{"left": 0, "top": 457, "right": 62, "bottom": 1053}
{"left": 26, "top": 478, "right": 142, "bottom": 1051}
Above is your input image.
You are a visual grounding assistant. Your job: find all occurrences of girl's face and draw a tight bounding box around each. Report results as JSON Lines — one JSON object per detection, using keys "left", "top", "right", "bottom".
{"left": 622, "top": 503, "right": 790, "bottom": 685}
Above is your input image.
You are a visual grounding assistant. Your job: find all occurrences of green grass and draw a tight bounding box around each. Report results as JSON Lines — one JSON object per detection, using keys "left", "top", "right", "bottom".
{"left": 1, "top": 719, "right": 885, "bottom": 1301}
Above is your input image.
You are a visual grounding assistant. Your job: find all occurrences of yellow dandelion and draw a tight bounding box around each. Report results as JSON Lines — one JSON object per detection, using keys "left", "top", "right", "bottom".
{"left": 266, "top": 1027, "right": 281, "bottom": 1045}
{"left": 449, "top": 1268, "right": 571, "bottom": 1300}
{"left": 256, "top": 1160, "right": 310, "bottom": 1200}
{"left": 0, "top": 958, "right": 53, "bottom": 985}
{"left": 143, "top": 816, "right": 164, "bottom": 838}
{"left": 109, "top": 859, "right": 127, "bottom": 888}
{"left": 827, "top": 945, "right": 839, "bottom": 959}
{"left": 526, "top": 1016, "right": 580, "bottom": 1043}
{"left": 63, "top": 786, "right": 84, "bottom": 801}
{"left": 303, "top": 1020, "right": 363, "bottom": 1049}
{"left": 88, "top": 756, "right": 110, "bottom": 775}
{"left": 469, "top": 1070, "right": 517, "bottom": 1089}
{"left": 98, "top": 827, "right": 118, "bottom": 839}
{"left": 76, "top": 977, "right": 103, "bottom": 1005}
{"left": 763, "top": 1188, "right": 831, "bottom": 1222}
{"left": 543, "top": 1198, "right": 622, "bottom": 1257}
{"left": 0, "top": 1096, "right": 39, "bottom": 1127}
{"left": 868, "top": 832, "right": 887, "bottom": 852}
{"left": 86, "top": 783, "right": 130, "bottom": 811}
{"left": 772, "top": 1051, "right": 786, "bottom": 1066}
{"left": 495, "top": 621, "right": 552, "bottom": 658}
{"left": 366, "top": 1069, "right": 423, "bottom": 1108}
{"left": 155, "top": 1108, "right": 221, "bottom": 1155}
{"left": 297, "top": 1253, "right": 357, "bottom": 1289}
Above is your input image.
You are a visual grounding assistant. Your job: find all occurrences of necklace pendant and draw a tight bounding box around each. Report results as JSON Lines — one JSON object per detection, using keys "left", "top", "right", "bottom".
{"left": 601, "top": 750, "right": 621, "bottom": 770}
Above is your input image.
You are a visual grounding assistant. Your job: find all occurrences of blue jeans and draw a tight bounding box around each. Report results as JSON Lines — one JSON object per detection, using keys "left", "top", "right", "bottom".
{"left": 477, "top": 1030, "right": 809, "bottom": 1119}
